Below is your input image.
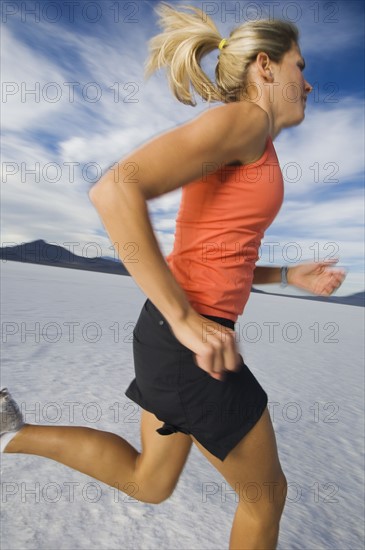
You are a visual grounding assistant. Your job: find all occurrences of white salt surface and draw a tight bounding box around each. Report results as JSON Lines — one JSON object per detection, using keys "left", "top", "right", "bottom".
{"left": 1, "top": 262, "right": 364, "bottom": 550}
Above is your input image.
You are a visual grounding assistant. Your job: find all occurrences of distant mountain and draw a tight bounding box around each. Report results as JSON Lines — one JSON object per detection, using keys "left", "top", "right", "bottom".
{"left": 101, "top": 256, "right": 120, "bottom": 262}
{"left": 251, "top": 287, "right": 364, "bottom": 308}
{"left": 0, "top": 239, "right": 130, "bottom": 276}
{"left": 1, "top": 240, "right": 363, "bottom": 307}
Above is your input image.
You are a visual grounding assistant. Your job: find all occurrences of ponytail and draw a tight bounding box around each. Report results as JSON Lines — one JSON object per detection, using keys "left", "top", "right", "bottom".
{"left": 144, "top": 2, "right": 223, "bottom": 105}
{"left": 145, "top": 2, "right": 299, "bottom": 106}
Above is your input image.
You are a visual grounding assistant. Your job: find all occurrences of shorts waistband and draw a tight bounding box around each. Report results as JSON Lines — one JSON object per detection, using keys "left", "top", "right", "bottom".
{"left": 144, "top": 299, "right": 235, "bottom": 331}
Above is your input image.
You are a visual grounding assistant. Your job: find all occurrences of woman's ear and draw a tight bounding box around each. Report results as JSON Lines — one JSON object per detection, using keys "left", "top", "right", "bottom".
{"left": 255, "top": 52, "right": 274, "bottom": 81}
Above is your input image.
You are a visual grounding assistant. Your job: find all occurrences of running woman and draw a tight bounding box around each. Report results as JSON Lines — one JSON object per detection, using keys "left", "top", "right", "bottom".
{"left": 1, "top": 3, "right": 346, "bottom": 549}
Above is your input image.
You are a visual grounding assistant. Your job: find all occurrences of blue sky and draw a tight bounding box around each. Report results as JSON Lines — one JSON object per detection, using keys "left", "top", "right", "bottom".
{"left": 1, "top": 0, "right": 364, "bottom": 295}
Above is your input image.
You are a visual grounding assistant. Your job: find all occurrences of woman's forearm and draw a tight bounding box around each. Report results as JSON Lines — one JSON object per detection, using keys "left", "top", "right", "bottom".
{"left": 252, "top": 266, "right": 293, "bottom": 285}
{"left": 89, "top": 181, "right": 193, "bottom": 325}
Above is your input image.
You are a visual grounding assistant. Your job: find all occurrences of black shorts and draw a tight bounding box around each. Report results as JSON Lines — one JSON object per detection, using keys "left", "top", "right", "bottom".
{"left": 125, "top": 298, "right": 268, "bottom": 461}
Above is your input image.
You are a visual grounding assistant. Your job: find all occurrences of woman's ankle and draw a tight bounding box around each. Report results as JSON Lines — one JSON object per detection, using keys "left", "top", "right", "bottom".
{"left": 1, "top": 423, "right": 29, "bottom": 453}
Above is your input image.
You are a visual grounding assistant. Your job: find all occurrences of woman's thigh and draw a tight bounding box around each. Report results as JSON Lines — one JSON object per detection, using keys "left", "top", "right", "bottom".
{"left": 135, "top": 408, "right": 193, "bottom": 499}
{"left": 190, "top": 407, "right": 287, "bottom": 518}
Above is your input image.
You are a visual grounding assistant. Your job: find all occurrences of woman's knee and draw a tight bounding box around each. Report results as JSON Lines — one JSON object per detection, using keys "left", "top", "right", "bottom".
{"left": 236, "top": 471, "right": 287, "bottom": 523}
{"left": 114, "top": 482, "right": 171, "bottom": 505}
{"left": 142, "top": 481, "right": 176, "bottom": 504}
{"left": 132, "top": 473, "right": 177, "bottom": 504}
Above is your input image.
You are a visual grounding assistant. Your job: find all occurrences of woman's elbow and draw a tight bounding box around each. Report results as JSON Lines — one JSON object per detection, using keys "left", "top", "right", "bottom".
{"left": 88, "top": 176, "right": 113, "bottom": 204}
{"left": 88, "top": 182, "right": 101, "bottom": 204}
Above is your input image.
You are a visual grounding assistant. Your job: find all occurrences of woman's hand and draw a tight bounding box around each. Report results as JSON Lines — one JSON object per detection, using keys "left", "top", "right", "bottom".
{"left": 169, "top": 311, "right": 243, "bottom": 382}
{"left": 288, "top": 258, "right": 347, "bottom": 296}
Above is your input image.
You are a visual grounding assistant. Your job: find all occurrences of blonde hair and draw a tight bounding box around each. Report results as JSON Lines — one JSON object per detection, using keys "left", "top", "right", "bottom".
{"left": 145, "top": 2, "right": 299, "bottom": 106}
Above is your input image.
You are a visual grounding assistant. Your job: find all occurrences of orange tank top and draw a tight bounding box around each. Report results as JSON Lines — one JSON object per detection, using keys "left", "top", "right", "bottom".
{"left": 165, "top": 136, "right": 284, "bottom": 322}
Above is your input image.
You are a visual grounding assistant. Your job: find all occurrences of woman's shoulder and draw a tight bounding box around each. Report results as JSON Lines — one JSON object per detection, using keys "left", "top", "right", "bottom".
{"left": 193, "top": 101, "right": 270, "bottom": 165}
{"left": 194, "top": 100, "right": 269, "bottom": 129}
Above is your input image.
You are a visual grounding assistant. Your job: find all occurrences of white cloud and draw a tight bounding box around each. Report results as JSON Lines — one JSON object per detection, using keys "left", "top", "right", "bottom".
{"left": 274, "top": 193, "right": 364, "bottom": 232}
{"left": 274, "top": 99, "right": 364, "bottom": 194}
{"left": 1, "top": 26, "right": 71, "bottom": 131}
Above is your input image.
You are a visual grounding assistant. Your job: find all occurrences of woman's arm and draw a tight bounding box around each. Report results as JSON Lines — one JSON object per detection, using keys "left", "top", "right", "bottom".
{"left": 89, "top": 102, "right": 269, "bottom": 380}
{"left": 252, "top": 261, "right": 346, "bottom": 295}
{"left": 252, "top": 266, "right": 283, "bottom": 285}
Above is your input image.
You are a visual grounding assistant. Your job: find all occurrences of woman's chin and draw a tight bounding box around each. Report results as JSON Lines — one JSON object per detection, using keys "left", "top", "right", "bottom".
{"left": 285, "top": 112, "right": 306, "bottom": 128}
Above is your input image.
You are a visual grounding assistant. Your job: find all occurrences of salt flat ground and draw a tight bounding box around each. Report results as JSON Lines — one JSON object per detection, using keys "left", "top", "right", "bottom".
{"left": 1, "top": 261, "right": 364, "bottom": 550}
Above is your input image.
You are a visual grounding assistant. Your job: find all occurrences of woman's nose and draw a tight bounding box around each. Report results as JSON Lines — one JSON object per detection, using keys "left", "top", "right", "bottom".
{"left": 305, "top": 80, "right": 313, "bottom": 94}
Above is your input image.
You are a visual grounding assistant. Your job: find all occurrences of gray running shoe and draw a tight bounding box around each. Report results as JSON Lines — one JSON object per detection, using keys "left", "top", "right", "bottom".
{"left": 0, "top": 388, "right": 24, "bottom": 434}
